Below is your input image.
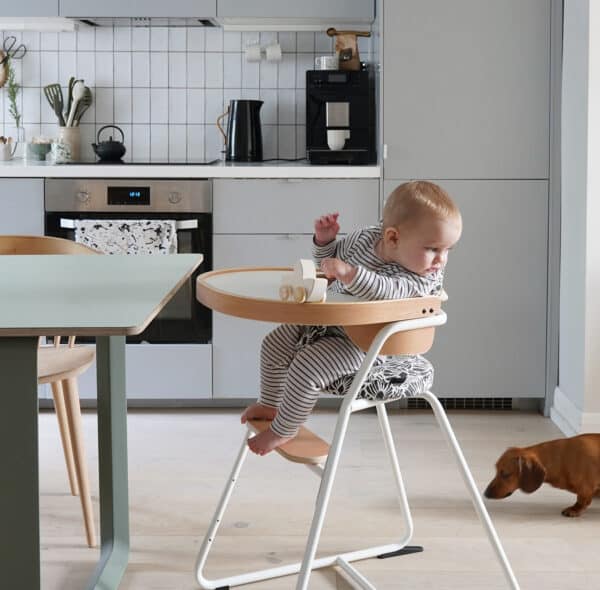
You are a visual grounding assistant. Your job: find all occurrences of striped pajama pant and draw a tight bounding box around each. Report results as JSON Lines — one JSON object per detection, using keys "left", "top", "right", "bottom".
{"left": 259, "top": 323, "right": 367, "bottom": 438}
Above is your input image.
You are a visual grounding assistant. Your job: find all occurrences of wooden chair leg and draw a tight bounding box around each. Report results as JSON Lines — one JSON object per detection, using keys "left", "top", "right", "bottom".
{"left": 50, "top": 380, "right": 79, "bottom": 496}
{"left": 62, "top": 377, "right": 97, "bottom": 548}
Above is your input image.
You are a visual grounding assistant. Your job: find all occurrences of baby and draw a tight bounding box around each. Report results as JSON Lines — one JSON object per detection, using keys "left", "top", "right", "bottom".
{"left": 241, "top": 180, "right": 462, "bottom": 455}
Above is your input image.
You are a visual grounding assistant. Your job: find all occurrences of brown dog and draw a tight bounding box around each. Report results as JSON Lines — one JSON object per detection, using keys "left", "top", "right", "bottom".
{"left": 484, "top": 434, "right": 600, "bottom": 517}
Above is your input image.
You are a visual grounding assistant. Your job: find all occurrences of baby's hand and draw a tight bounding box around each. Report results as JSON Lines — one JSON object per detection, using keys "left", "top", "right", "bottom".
{"left": 320, "top": 257, "right": 357, "bottom": 285}
{"left": 314, "top": 212, "right": 340, "bottom": 246}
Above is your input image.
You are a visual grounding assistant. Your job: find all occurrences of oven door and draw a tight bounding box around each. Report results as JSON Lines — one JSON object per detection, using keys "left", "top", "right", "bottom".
{"left": 44, "top": 211, "right": 212, "bottom": 344}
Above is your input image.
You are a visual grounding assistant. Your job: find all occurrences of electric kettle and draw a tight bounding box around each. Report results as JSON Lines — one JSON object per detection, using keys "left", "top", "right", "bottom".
{"left": 216, "top": 100, "right": 264, "bottom": 162}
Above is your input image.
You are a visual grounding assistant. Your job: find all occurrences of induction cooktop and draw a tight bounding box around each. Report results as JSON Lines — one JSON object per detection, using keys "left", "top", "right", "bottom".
{"left": 58, "top": 159, "right": 221, "bottom": 165}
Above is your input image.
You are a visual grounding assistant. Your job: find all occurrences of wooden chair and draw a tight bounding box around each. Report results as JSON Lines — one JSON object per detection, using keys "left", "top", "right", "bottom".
{"left": 0, "top": 235, "right": 98, "bottom": 548}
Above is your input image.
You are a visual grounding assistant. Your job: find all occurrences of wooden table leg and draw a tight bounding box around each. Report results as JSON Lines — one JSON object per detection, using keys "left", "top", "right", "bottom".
{"left": 87, "top": 335, "right": 129, "bottom": 590}
{"left": 0, "top": 337, "right": 40, "bottom": 589}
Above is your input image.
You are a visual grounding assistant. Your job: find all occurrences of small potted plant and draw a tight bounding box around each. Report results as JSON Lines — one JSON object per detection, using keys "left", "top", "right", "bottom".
{"left": 5, "top": 58, "right": 25, "bottom": 159}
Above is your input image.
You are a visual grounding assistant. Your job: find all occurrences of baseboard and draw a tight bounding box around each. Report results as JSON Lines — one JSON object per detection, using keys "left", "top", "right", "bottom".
{"left": 550, "top": 387, "right": 600, "bottom": 435}
{"left": 550, "top": 387, "right": 579, "bottom": 436}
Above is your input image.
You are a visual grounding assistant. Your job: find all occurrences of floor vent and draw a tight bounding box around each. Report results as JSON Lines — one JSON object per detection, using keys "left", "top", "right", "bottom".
{"left": 406, "top": 397, "right": 513, "bottom": 410}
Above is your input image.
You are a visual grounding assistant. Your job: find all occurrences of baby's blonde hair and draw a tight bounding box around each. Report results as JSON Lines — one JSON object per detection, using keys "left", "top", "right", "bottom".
{"left": 382, "top": 181, "right": 461, "bottom": 229}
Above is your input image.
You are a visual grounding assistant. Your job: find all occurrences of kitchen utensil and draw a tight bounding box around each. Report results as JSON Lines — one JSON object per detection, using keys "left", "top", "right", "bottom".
{"left": 43, "top": 84, "right": 66, "bottom": 127}
{"left": 326, "top": 28, "right": 371, "bottom": 71}
{"left": 216, "top": 100, "right": 264, "bottom": 162}
{"left": 0, "top": 137, "right": 16, "bottom": 161}
{"left": 65, "top": 77, "right": 77, "bottom": 122}
{"left": 0, "top": 36, "right": 26, "bottom": 66}
{"left": 0, "top": 51, "right": 7, "bottom": 88}
{"left": 72, "top": 87, "right": 92, "bottom": 126}
{"left": 66, "top": 81, "right": 85, "bottom": 127}
{"left": 92, "top": 125, "right": 126, "bottom": 162}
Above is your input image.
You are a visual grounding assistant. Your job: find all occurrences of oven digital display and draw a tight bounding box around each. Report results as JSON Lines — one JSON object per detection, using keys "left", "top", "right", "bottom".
{"left": 107, "top": 186, "right": 150, "bottom": 205}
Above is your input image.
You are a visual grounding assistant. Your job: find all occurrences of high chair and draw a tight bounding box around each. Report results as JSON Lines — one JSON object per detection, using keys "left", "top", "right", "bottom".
{"left": 194, "top": 268, "right": 520, "bottom": 590}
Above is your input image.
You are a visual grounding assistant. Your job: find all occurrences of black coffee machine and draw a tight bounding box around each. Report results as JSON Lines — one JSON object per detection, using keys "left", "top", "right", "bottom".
{"left": 306, "top": 69, "right": 376, "bottom": 165}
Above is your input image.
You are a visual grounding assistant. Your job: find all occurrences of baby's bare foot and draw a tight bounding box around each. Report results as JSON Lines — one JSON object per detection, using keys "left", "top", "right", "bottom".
{"left": 247, "top": 428, "right": 292, "bottom": 456}
{"left": 241, "top": 403, "right": 277, "bottom": 424}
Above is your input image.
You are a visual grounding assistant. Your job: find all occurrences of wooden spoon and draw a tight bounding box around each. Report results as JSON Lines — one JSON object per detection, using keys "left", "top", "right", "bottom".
{"left": 66, "top": 81, "right": 85, "bottom": 127}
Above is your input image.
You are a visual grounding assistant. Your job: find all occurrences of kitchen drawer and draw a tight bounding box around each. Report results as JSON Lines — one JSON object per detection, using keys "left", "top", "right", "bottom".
{"left": 213, "top": 179, "right": 379, "bottom": 234}
{"left": 77, "top": 344, "right": 212, "bottom": 400}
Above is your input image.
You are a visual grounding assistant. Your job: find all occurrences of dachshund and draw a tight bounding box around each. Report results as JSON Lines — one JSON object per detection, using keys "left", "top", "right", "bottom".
{"left": 484, "top": 434, "right": 600, "bottom": 517}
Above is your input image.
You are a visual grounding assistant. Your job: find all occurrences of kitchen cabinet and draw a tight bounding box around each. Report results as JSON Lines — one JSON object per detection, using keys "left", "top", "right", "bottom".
{"left": 0, "top": 179, "right": 46, "bottom": 398}
{"left": 384, "top": 179, "right": 548, "bottom": 398}
{"left": 212, "top": 178, "right": 379, "bottom": 398}
{"left": 0, "top": 179, "right": 44, "bottom": 235}
{"left": 217, "top": 0, "right": 373, "bottom": 20}
{"left": 382, "top": 0, "right": 550, "bottom": 179}
{"left": 1, "top": 1, "right": 58, "bottom": 16}
{"left": 76, "top": 344, "right": 212, "bottom": 400}
{"left": 59, "top": 0, "right": 216, "bottom": 18}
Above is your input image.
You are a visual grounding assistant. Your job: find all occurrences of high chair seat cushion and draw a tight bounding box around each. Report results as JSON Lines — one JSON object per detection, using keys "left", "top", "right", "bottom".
{"left": 324, "top": 354, "right": 434, "bottom": 401}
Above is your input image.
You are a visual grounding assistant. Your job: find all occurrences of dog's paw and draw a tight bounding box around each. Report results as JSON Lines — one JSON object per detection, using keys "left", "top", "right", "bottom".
{"left": 561, "top": 507, "right": 582, "bottom": 517}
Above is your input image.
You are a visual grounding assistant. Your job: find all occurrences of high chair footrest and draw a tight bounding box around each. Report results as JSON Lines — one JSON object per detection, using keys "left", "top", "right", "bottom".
{"left": 377, "top": 545, "right": 424, "bottom": 559}
{"left": 247, "top": 420, "right": 330, "bottom": 465}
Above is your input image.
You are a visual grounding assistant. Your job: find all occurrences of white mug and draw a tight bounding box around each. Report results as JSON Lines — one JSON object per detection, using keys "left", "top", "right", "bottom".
{"left": 327, "top": 129, "right": 350, "bottom": 151}
{"left": 0, "top": 142, "right": 17, "bottom": 161}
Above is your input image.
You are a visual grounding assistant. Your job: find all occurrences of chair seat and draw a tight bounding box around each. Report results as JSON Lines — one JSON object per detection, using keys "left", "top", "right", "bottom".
{"left": 248, "top": 420, "right": 330, "bottom": 465}
{"left": 37, "top": 345, "right": 95, "bottom": 384}
{"left": 325, "top": 354, "right": 434, "bottom": 401}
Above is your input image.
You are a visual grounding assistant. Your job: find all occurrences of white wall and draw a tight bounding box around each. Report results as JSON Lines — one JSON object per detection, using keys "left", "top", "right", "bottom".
{"left": 552, "top": 0, "right": 600, "bottom": 433}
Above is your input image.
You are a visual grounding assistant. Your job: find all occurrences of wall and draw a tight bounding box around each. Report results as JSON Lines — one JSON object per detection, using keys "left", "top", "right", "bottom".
{"left": 0, "top": 25, "right": 370, "bottom": 162}
{"left": 552, "top": 0, "right": 600, "bottom": 433}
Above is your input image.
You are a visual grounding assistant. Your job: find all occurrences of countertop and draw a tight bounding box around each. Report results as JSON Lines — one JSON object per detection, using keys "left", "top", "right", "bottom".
{"left": 0, "top": 159, "right": 380, "bottom": 179}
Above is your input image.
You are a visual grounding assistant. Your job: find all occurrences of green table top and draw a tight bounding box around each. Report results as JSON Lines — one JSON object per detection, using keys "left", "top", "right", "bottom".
{"left": 0, "top": 254, "right": 204, "bottom": 336}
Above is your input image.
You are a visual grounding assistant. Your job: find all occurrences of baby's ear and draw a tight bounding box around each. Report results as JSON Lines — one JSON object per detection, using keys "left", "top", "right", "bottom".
{"left": 384, "top": 226, "right": 400, "bottom": 245}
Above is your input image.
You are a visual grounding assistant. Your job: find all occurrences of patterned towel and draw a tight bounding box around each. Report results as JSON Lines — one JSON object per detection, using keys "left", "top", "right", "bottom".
{"left": 74, "top": 219, "right": 178, "bottom": 255}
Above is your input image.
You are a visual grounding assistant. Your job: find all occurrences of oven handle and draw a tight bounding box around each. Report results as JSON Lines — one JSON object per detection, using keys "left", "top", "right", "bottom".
{"left": 59, "top": 218, "right": 199, "bottom": 230}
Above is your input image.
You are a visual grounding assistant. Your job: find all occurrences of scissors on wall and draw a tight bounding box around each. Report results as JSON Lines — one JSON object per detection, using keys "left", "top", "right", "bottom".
{"left": 0, "top": 36, "right": 27, "bottom": 66}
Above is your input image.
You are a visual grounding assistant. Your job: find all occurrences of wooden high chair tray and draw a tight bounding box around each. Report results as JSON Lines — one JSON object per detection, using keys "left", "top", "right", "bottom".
{"left": 196, "top": 267, "right": 444, "bottom": 327}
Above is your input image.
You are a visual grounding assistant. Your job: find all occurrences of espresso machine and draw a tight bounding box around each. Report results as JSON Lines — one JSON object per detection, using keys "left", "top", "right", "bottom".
{"left": 306, "top": 69, "right": 376, "bottom": 165}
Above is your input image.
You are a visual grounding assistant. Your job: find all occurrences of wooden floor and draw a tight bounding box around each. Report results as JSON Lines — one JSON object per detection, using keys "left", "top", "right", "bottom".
{"left": 39, "top": 408, "right": 600, "bottom": 589}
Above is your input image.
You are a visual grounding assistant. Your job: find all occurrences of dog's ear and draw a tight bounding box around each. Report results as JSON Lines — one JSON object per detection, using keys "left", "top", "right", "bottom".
{"left": 518, "top": 455, "right": 546, "bottom": 493}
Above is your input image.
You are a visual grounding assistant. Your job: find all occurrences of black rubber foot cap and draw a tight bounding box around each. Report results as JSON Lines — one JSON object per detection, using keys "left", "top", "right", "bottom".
{"left": 377, "top": 545, "right": 424, "bottom": 559}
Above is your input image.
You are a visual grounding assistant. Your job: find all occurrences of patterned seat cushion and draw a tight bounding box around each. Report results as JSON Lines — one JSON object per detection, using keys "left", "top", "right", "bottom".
{"left": 324, "top": 354, "right": 434, "bottom": 401}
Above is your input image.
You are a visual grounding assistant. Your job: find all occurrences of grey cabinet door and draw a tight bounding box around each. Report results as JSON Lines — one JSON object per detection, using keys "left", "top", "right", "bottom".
{"left": 59, "top": 0, "right": 216, "bottom": 17}
{"left": 212, "top": 234, "right": 317, "bottom": 398}
{"left": 217, "top": 0, "right": 373, "bottom": 19}
{"left": 384, "top": 179, "right": 548, "bottom": 397}
{"left": 0, "top": 179, "right": 44, "bottom": 235}
{"left": 383, "top": 0, "right": 550, "bottom": 179}
{"left": 1, "top": 1, "right": 58, "bottom": 16}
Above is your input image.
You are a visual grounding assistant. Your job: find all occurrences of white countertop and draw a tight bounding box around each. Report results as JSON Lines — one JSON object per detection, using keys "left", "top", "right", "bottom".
{"left": 0, "top": 159, "right": 380, "bottom": 179}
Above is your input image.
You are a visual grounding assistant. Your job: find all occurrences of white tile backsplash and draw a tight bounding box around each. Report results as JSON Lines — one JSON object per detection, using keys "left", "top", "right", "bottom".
{"left": 151, "top": 53, "right": 169, "bottom": 87}
{"left": 169, "top": 89, "right": 187, "bottom": 125}
{"left": 113, "top": 53, "right": 131, "bottom": 87}
{"left": 169, "top": 53, "right": 187, "bottom": 88}
{"left": 131, "top": 52, "right": 150, "bottom": 87}
{"left": 1, "top": 27, "right": 350, "bottom": 161}
{"left": 150, "top": 88, "right": 169, "bottom": 124}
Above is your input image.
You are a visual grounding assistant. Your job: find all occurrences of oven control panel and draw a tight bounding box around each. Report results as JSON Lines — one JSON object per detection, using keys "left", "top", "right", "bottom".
{"left": 108, "top": 186, "right": 151, "bottom": 206}
{"left": 44, "top": 179, "right": 212, "bottom": 213}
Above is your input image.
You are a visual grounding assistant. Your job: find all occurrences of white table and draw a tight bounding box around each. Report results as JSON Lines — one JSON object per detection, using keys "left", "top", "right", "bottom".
{"left": 0, "top": 253, "right": 203, "bottom": 590}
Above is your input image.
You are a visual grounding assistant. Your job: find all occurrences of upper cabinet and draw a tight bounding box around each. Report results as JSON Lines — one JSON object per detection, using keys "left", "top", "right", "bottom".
{"left": 58, "top": 0, "right": 216, "bottom": 17}
{"left": 217, "top": 0, "right": 373, "bottom": 20}
{"left": 2, "top": 1, "right": 58, "bottom": 16}
{"left": 383, "top": 0, "right": 550, "bottom": 180}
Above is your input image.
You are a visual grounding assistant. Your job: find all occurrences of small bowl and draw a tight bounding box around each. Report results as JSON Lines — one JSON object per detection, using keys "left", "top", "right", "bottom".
{"left": 26, "top": 142, "right": 52, "bottom": 161}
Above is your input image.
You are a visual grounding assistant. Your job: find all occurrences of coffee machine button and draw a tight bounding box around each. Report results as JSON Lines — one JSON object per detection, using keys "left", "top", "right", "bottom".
{"left": 168, "top": 191, "right": 182, "bottom": 204}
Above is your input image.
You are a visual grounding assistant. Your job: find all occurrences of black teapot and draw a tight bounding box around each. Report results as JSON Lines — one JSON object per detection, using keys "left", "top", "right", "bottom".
{"left": 92, "top": 125, "right": 126, "bottom": 162}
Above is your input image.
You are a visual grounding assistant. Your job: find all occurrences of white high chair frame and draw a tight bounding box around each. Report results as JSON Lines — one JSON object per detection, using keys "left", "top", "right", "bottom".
{"left": 194, "top": 310, "right": 520, "bottom": 590}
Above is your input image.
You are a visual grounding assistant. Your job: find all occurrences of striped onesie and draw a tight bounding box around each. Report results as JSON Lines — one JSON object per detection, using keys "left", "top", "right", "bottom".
{"left": 260, "top": 225, "right": 444, "bottom": 438}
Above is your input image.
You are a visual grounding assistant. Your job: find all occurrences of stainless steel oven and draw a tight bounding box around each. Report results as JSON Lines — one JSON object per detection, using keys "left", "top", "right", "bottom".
{"left": 44, "top": 178, "right": 212, "bottom": 344}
